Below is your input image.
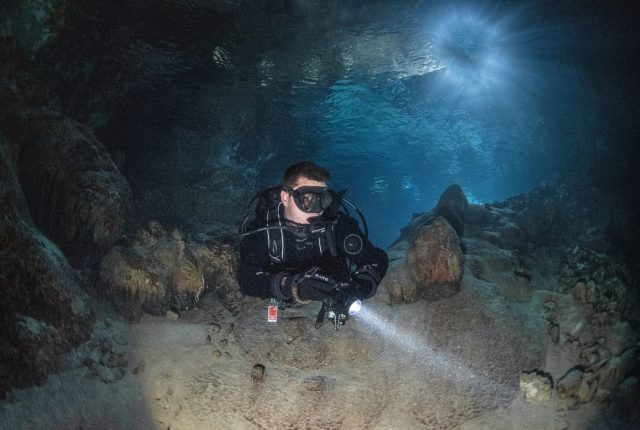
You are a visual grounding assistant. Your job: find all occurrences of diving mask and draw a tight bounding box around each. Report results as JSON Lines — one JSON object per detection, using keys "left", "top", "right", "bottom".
{"left": 285, "top": 185, "right": 333, "bottom": 213}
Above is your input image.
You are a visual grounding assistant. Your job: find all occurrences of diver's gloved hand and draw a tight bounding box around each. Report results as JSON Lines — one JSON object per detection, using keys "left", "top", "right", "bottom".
{"left": 296, "top": 267, "right": 346, "bottom": 301}
{"left": 271, "top": 271, "right": 302, "bottom": 300}
{"left": 350, "top": 266, "right": 380, "bottom": 299}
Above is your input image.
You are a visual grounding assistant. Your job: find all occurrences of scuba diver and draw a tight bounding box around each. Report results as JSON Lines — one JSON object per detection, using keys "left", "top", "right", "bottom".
{"left": 238, "top": 161, "right": 388, "bottom": 328}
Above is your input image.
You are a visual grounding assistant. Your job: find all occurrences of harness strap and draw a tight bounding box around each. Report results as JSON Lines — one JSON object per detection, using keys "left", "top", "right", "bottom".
{"left": 315, "top": 300, "right": 328, "bottom": 329}
{"left": 266, "top": 203, "right": 285, "bottom": 263}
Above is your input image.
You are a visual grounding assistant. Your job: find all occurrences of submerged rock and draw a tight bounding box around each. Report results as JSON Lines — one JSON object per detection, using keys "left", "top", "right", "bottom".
{"left": 100, "top": 220, "right": 239, "bottom": 319}
{"left": 394, "top": 184, "right": 468, "bottom": 245}
{"left": 406, "top": 216, "right": 463, "bottom": 300}
{"left": 519, "top": 370, "right": 553, "bottom": 402}
{"left": 381, "top": 261, "right": 418, "bottom": 304}
{"left": 556, "top": 367, "right": 586, "bottom": 400}
{"left": 598, "top": 347, "right": 638, "bottom": 391}
{"left": 434, "top": 184, "right": 468, "bottom": 236}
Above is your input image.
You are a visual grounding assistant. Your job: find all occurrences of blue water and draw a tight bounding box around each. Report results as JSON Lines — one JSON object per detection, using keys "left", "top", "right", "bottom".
{"left": 249, "top": 2, "right": 635, "bottom": 248}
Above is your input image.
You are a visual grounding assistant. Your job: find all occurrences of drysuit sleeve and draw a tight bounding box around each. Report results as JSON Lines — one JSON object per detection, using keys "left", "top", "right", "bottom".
{"left": 238, "top": 230, "right": 274, "bottom": 299}
{"left": 335, "top": 214, "right": 388, "bottom": 297}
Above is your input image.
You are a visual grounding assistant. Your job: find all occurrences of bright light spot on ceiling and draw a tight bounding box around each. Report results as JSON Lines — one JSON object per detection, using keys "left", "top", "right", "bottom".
{"left": 431, "top": 8, "right": 513, "bottom": 96}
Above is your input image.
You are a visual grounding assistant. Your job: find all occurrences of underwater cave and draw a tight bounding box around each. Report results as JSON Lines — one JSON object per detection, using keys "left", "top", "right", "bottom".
{"left": 1, "top": 0, "right": 639, "bottom": 429}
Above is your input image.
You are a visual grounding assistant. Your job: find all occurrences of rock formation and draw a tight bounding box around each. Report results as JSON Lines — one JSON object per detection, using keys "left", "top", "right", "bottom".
{"left": 381, "top": 181, "right": 639, "bottom": 425}
{"left": 0, "top": 1, "right": 638, "bottom": 427}
{"left": 387, "top": 184, "right": 468, "bottom": 303}
{"left": 0, "top": 130, "right": 94, "bottom": 397}
{"left": 406, "top": 216, "right": 464, "bottom": 300}
{"left": 0, "top": 44, "right": 130, "bottom": 397}
{"left": 519, "top": 370, "right": 553, "bottom": 402}
{"left": 100, "top": 220, "right": 239, "bottom": 320}
{"left": 0, "top": 74, "right": 131, "bottom": 261}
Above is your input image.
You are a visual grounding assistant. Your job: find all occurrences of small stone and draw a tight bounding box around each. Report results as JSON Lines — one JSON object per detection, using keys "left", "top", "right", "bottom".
{"left": 303, "top": 376, "right": 325, "bottom": 391}
{"left": 519, "top": 370, "right": 552, "bottom": 402}
{"left": 100, "top": 351, "right": 127, "bottom": 368}
{"left": 212, "top": 350, "right": 222, "bottom": 358}
{"left": 571, "top": 282, "right": 587, "bottom": 303}
{"left": 556, "top": 368, "right": 584, "bottom": 399}
{"left": 562, "top": 397, "right": 580, "bottom": 410}
{"left": 166, "top": 310, "right": 179, "bottom": 321}
{"left": 132, "top": 360, "right": 145, "bottom": 374}
{"left": 251, "top": 364, "right": 265, "bottom": 382}
{"left": 577, "top": 379, "right": 592, "bottom": 402}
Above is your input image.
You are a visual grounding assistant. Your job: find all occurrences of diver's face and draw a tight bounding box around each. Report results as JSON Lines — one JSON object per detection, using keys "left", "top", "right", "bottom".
{"left": 281, "top": 177, "right": 327, "bottom": 224}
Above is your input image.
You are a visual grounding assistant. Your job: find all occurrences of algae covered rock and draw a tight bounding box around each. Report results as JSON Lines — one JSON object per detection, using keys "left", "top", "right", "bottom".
{"left": 100, "top": 220, "right": 239, "bottom": 319}
{"left": 406, "top": 216, "right": 463, "bottom": 300}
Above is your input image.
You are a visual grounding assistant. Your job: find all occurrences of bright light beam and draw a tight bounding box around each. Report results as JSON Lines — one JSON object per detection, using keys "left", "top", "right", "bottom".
{"left": 356, "top": 307, "right": 512, "bottom": 396}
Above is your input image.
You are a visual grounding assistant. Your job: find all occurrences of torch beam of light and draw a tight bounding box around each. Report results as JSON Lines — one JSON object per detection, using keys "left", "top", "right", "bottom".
{"left": 355, "top": 306, "right": 513, "bottom": 396}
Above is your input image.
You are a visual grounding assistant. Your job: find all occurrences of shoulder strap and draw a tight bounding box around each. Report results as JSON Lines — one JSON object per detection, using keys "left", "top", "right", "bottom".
{"left": 266, "top": 202, "right": 285, "bottom": 263}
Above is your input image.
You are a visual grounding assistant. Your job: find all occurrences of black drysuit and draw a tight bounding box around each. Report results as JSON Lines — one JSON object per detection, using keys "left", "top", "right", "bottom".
{"left": 238, "top": 205, "right": 388, "bottom": 300}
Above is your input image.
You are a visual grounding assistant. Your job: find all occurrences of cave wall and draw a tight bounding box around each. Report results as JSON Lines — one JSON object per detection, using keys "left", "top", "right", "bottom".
{"left": 1, "top": 0, "right": 639, "bottom": 397}
{"left": 0, "top": 126, "right": 95, "bottom": 397}
{"left": 0, "top": 3, "right": 132, "bottom": 396}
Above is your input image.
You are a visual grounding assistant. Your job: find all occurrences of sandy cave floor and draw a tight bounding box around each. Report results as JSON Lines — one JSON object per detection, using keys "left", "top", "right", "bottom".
{"left": 0, "top": 284, "right": 604, "bottom": 430}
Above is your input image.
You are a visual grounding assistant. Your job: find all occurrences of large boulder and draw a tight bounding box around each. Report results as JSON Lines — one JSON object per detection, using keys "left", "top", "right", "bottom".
{"left": 406, "top": 216, "right": 463, "bottom": 300}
